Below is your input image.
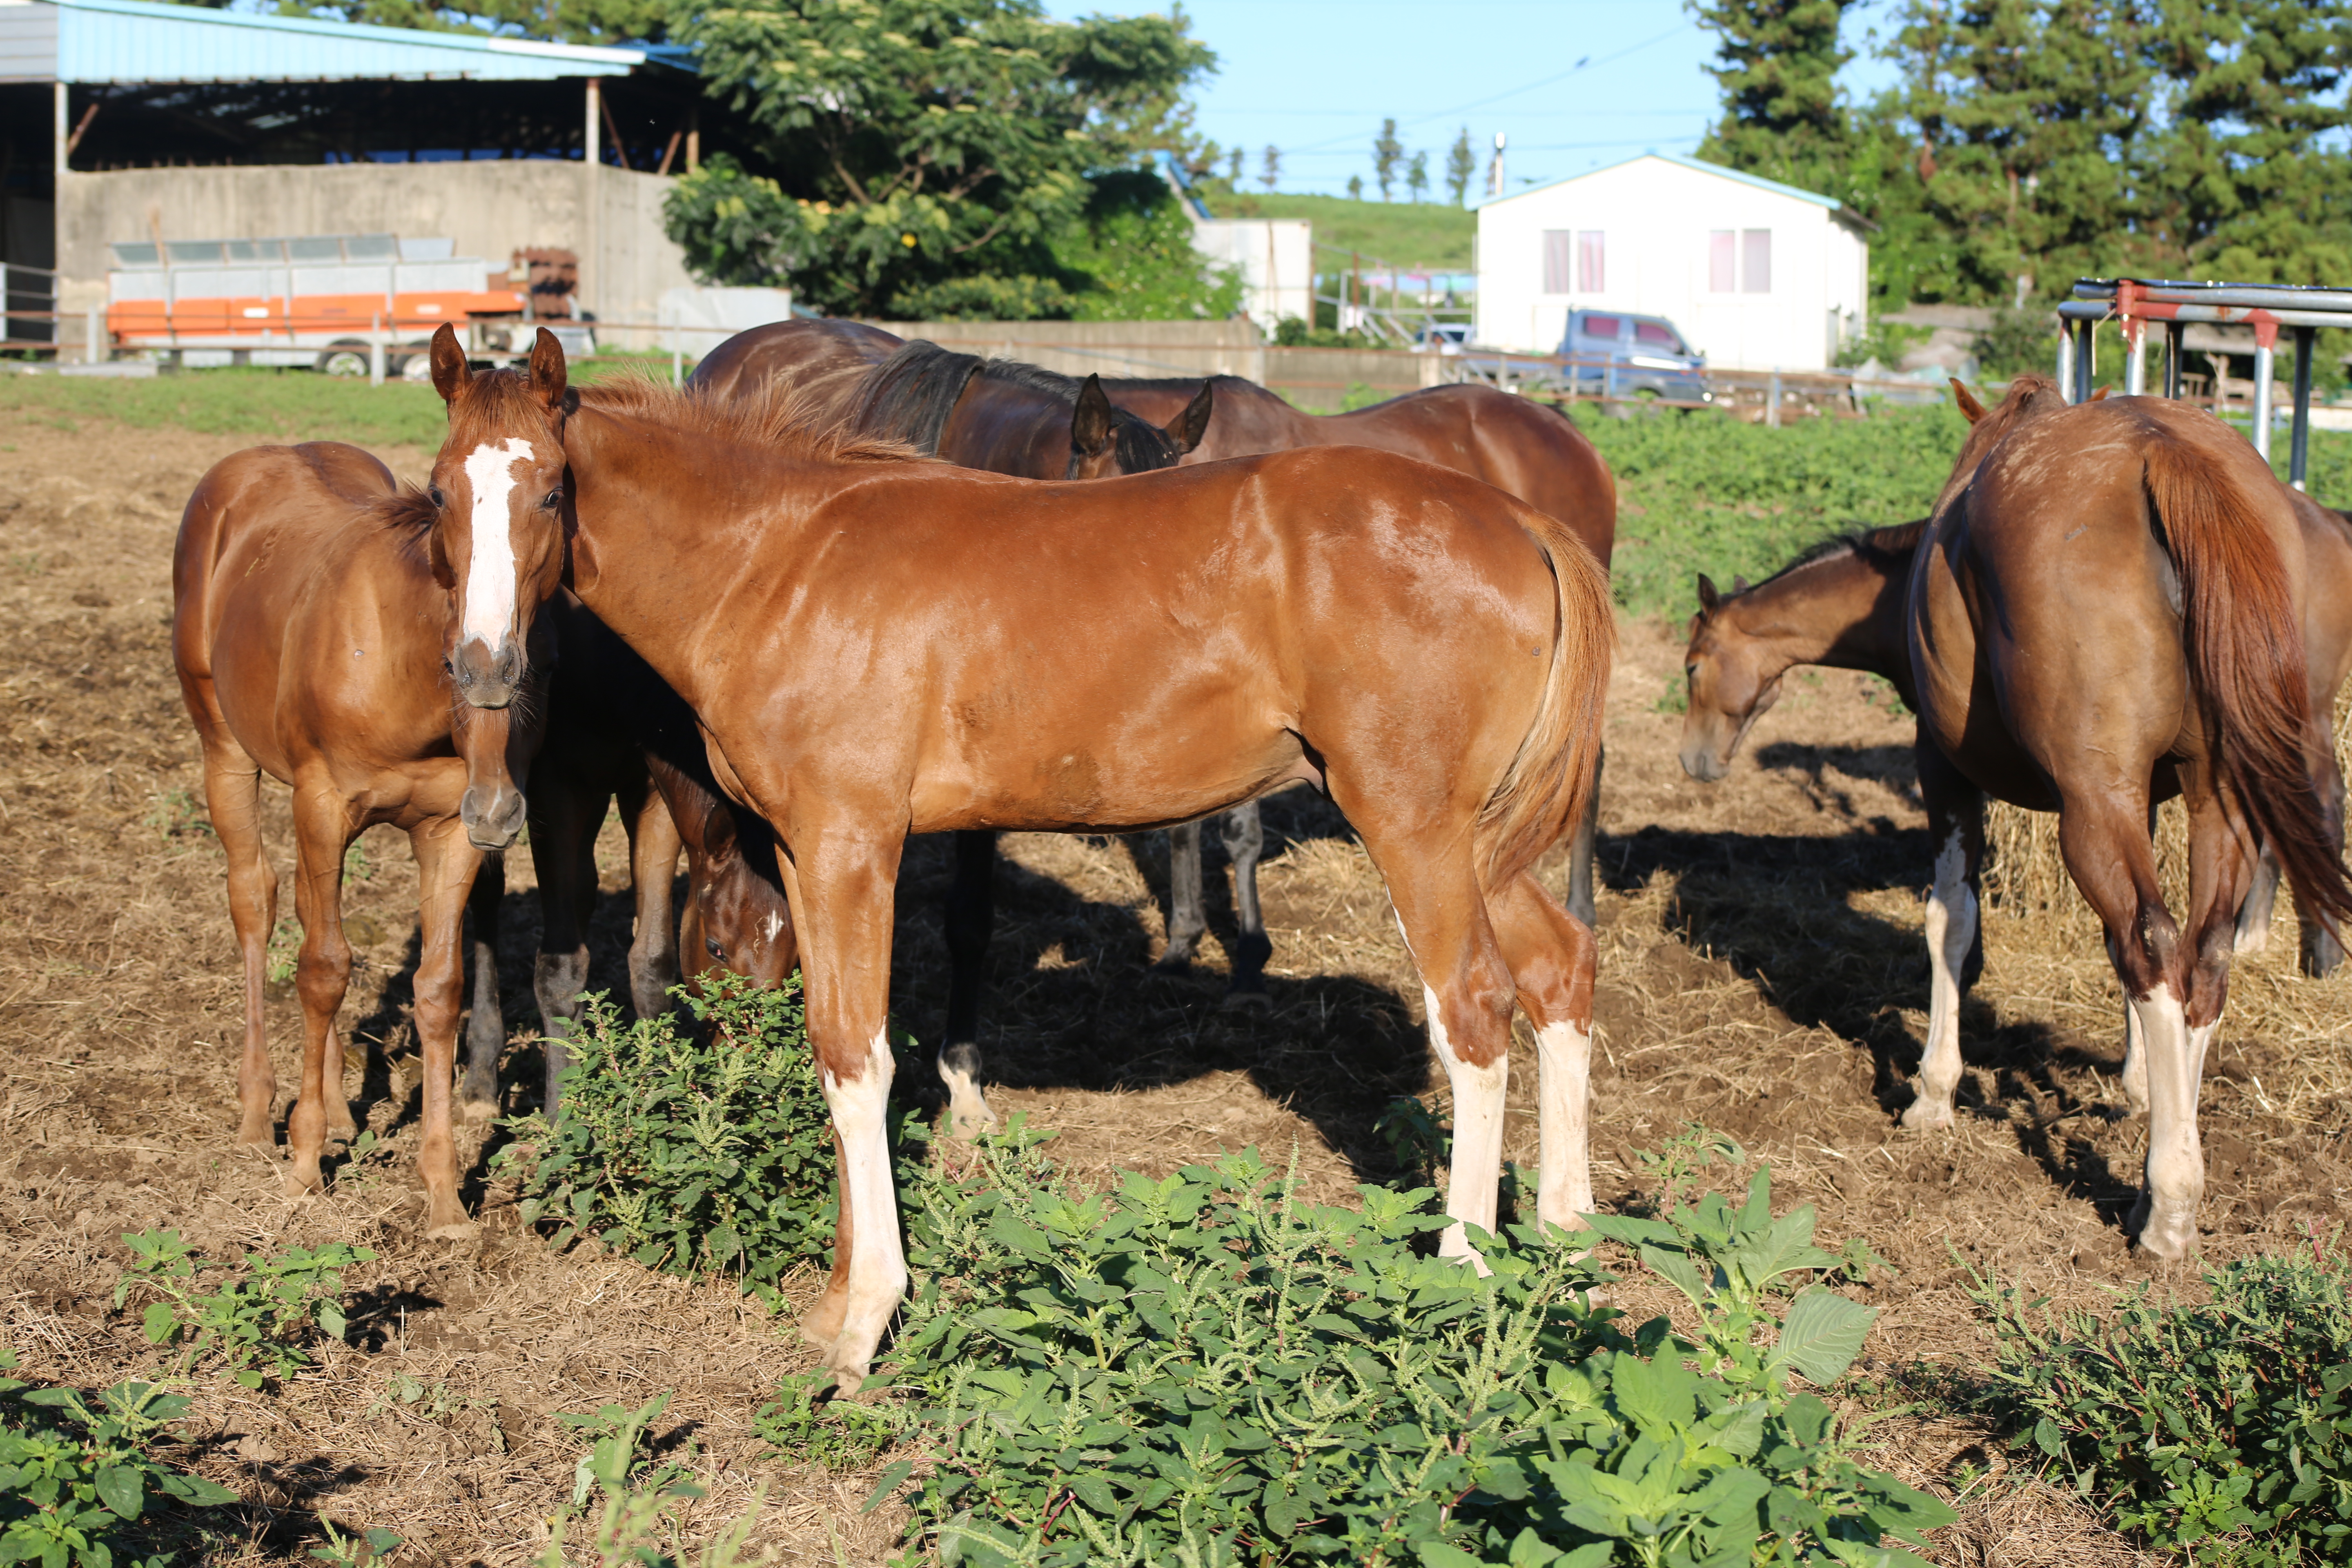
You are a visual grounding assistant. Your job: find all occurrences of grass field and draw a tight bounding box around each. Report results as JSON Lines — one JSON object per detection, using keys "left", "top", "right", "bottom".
{"left": 1208, "top": 191, "right": 1475, "bottom": 269}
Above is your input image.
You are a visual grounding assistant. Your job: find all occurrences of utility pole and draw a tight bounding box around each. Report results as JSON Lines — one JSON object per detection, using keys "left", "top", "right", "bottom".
{"left": 1486, "top": 132, "right": 1506, "bottom": 198}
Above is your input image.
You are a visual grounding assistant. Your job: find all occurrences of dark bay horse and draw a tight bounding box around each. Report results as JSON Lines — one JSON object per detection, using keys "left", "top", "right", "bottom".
{"left": 1105, "top": 374, "right": 1618, "bottom": 927}
{"left": 173, "top": 440, "right": 549, "bottom": 1238}
{"left": 427, "top": 327, "right": 1613, "bottom": 1383}
{"left": 1889, "top": 377, "right": 2352, "bottom": 1258}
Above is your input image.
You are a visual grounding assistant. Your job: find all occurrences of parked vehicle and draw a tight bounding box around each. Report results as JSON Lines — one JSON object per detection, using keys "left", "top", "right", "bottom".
{"left": 1557, "top": 310, "right": 1710, "bottom": 401}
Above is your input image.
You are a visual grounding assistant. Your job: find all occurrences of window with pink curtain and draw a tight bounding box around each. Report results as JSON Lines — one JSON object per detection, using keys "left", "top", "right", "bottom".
{"left": 1742, "top": 229, "right": 1772, "bottom": 294}
{"left": 1541, "top": 230, "right": 1573, "bottom": 293}
{"left": 1577, "top": 230, "right": 1605, "bottom": 292}
{"left": 1708, "top": 230, "right": 1737, "bottom": 292}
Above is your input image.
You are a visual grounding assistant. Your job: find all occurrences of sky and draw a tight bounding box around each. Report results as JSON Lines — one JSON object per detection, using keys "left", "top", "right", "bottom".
{"left": 1049, "top": 0, "right": 1905, "bottom": 200}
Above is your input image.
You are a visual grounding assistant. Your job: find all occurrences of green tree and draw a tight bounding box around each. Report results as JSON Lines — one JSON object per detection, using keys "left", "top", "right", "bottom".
{"left": 1406, "top": 149, "right": 1429, "bottom": 202}
{"left": 1446, "top": 126, "right": 1475, "bottom": 205}
{"left": 1260, "top": 144, "right": 1281, "bottom": 192}
{"left": 1372, "top": 117, "right": 1403, "bottom": 200}
{"left": 1347, "top": 173, "right": 1365, "bottom": 200}
{"left": 1690, "top": 0, "right": 1863, "bottom": 200}
{"left": 2134, "top": 0, "right": 2352, "bottom": 283}
{"left": 664, "top": 0, "right": 1214, "bottom": 316}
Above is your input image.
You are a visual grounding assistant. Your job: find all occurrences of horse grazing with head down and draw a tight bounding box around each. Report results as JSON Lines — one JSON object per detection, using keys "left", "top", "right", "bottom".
{"left": 423, "top": 321, "right": 1613, "bottom": 1385}
{"left": 1885, "top": 376, "right": 2352, "bottom": 1258}
{"left": 172, "top": 410, "right": 561, "bottom": 1238}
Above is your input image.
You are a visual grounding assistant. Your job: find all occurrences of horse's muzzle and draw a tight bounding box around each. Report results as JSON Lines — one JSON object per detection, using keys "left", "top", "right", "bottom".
{"left": 448, "top": 635, "right": 527, "bottom": 709}
{"left": 1679, "top": 744, "right": 1730, "bottom": 784}
{"left": 462, "top": 782, "right": 527, "bottom": 850}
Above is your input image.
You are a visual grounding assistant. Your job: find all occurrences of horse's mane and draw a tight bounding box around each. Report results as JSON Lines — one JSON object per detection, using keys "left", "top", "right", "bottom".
{"left": 851, "top": 340, "right": 984, "bottom": 456}
{"left": 852, "top": 339, "right": 1180, "bottom": 468}
{"left": 374, "top": 486, "right": 438, "bottom": 533}
{"left": 1735, "top": 520, "right": 1927, "bottom": 600}
{"left": 577, "top": 371, "right": 918, "bottom": 464}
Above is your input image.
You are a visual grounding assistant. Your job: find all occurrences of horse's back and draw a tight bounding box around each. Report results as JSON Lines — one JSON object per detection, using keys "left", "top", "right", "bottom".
{"left": 689, "top": 319, "right": 903, "bottom": 416}
{"left": 175, "top": 444, "right": 397, "bottom": 671}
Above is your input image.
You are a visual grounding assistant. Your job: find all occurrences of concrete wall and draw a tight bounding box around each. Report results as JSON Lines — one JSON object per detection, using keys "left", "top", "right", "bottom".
{"left": 55, "top": 160, "right": 694, "bottom": 343}
{"left": 864, "top": 318, "right": 1265, "bottom": 382}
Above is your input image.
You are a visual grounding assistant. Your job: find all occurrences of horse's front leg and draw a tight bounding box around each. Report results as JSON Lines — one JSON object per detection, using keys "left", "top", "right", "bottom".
{"left": 788, "top": 826, "right": 913, "bottom": 1386}
{"left": 410, "top": 817, "right": 487, "bottom": 1240}
{"left": 1902, "top": 743, "right": 1984, "bottom": 1130}
{"left": 1220, "top": 803, "right": 1273, "bottom": 1009}
{"left": 1158, "top": 820, "right": 1208, "bottom": 969}
{"left": 459, "top": 851, "right": 505, "bottom": 1122}
{"left": 938, "top": 830, "right": 1000, "bottom": 1137}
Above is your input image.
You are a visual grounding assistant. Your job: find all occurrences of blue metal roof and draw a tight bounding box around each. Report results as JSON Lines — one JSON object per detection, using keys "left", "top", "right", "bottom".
{"left": 1475, "top": 151, "right": 1842, "bottom": 213}
{"left": 9, "top": 0, "right": 647, "bottom": 84}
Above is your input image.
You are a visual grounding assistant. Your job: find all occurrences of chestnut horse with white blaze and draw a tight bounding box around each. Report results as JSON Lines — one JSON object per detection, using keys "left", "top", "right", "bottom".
{"left": 421, "top": 323, "right": 1613, "bottom": 1383}
{"left": 173, "top": 437, "right": 553, "bottom": 1237}
{"left": 1895, "top": 377, "right": 2352, "bottom": 1258}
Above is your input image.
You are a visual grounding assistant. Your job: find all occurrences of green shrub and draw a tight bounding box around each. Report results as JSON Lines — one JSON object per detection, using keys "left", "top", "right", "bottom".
{"left": 860, "top": 1124, "right": 1950, "bottom": 1566}
{"left": 0, "top": 1349, "right": 238, "bottom": 1568}
{"left": 546, "top": 1392, "right": 761, "bottom": 1568}
{"left": 1970, "top": 1233, "right": 2352, "bottom": 1563}
{"left": 113, "top": 1231, "right": 371, "bottom": 1392}
{"left": 507, "top": 979, "right": 848, "bottom": 1304}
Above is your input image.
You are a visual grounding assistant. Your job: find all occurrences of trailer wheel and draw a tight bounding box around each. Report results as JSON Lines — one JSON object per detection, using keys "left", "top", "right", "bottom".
{"left": 396, "top": 351, "right": 435, "bottom": 384}
{"left": 317, "top": 341, "right": 371, "bottom": 377}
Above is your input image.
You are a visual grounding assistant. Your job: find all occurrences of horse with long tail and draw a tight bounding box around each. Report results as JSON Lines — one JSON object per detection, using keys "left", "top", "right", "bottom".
{"left": 1896, "top": 376, "right": 2352, "bottom": 1258}
{"left": 425, "top": 324, "right": 1613, "bottom": 1383}
{"left": 173, "top": 436, "right": 552, "bottom": 1238}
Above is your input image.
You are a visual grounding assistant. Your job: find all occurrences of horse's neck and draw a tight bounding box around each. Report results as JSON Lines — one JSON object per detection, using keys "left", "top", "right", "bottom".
{"left": 1733, "top": 550, "right": 1909, "bottom": 682}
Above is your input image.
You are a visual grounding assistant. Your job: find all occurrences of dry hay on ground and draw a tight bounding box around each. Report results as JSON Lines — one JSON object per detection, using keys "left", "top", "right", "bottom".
{"left": 9, "top": 417, "right": 2338, "bottom": 1564}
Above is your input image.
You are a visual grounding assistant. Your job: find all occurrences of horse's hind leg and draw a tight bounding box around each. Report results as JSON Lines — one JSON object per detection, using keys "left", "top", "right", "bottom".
{"left": 200, "top": 736, "right": 280, "bottom": 1146}
{"left": 2233, "top": 844, "right": 2279, "bottom": 957}
{"left": 2299, "top": 739, "right": 2346, "bottom": 977}
{"left": 459, "top": 853, "right": 504, "bottom": 1123}
{"left": 1158, "top": 821, "right": 1207, "bottom": 970}
{"left": 939, "top": 829, "right": 1000, "bottom": 1137}
{"left": 1565, "top": 744, "right": 1604, "bottom": 927}
{"left": 622, "top": 777, "right": 683, "bottom": 1019}
{"left": 1489, "top": 871, "right": 1598, "bottom": 1233}
{"left": 1220, "top": 803, "right": 1273, "bottom": 1009}
{"left": 284, "top": 779, "right": 359, "bottom": 1195}
{"left": 409, "top": 817, "right": 486, "bottom": 1240}
{"left": 1903, "top": 744, "right": 1984, "bottom": 1131}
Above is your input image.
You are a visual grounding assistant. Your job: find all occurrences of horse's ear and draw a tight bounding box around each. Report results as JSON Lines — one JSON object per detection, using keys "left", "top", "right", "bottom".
{"left": 1949, "top": 379, "right": 1987, "bottom": 423}
{"left": 2091, "top": 384, "right": 2111, "bottom": 401}
{"left": 428, "top": 323, "right": 470, "bottom": 406}
{"left": 528, "top": 326, "right": 569, "bottom": 409}
{"left": 1071, "top": 374, "right": 1115, "bottom": 457}
{"left": 1163, "top": 380, "right": 1214, "bottom": 453}
{"left": 1697, "top": 573, "right": 1720, "bottom": 615}
{"left": 1731, "top": 574, "right": 1749, "bottom": 595}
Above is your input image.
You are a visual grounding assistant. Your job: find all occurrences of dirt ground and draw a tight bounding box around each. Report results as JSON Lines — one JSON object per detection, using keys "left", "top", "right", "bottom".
{"left": 7, "top": 413, "right": 2346, "bottom": 1566}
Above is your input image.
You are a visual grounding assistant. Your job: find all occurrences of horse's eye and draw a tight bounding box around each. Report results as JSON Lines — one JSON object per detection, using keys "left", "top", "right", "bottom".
{"left": 542, "top": 489, "right": 563, "bottom": 510}
{"left": 705, "top": 938, "right": 724, "bottom": 960}
{"left": 428, "top": 485, "right": 446, "bottom": 509}
{"left": 1684, "top": 663, "right": 1699, "bottom": 679}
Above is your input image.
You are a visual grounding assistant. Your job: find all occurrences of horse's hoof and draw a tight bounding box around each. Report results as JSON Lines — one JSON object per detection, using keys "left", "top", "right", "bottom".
{"left": 282, "top": 1164, "right": 325, "bottom": 1198}
{"left": 2234, "top": 926, "right": 2271, "bottom": 957}
{"left": 459, "top": 1096, "right": 501, "bottom": 1126}
{"left": 1220, "top": 987, "right": 1273, "bottom": 1013}
{"left": 2131, "top": 1205, "right": 2197, "bottom": 1262}
{"left": 1898, "top": 1099, "right": 1955, "bottom": 1131}
{"left": 236, "top": 1120, "right": 276, "bottom": 1149}
{"left": 800, "top": 1292, "right": 848, "bottom": 1348}
{"left": 425, "top": 1216, "right": 480, "bottom": 1243}
{"left": 1153, "top": 952, "right": 1195, "bottom": 974}
{"left": 945, "top": 1108, "right": 999, "bottom": 1140}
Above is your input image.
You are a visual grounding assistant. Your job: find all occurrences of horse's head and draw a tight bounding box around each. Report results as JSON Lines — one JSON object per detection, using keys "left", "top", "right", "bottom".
{"left": 1066, "top": 375, "right": 1213, "bottom": 480}
{"left": 657, "top": 757, "right": 799, "bottom": 991}
{"left": 1678, "top": 571, "right": 1775, "bottom": 782}
{"left": 426, "top": 324, "right": 572, "bottom": 710}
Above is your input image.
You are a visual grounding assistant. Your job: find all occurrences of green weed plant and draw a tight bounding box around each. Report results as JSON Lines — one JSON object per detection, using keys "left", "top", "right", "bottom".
{"left": 859, "top": 1122, "right": 1950, "bottom": 1567}
{"left": 506, "top": 978, "right": 846, "bottom": 1304}
{"left": 545, "top": 1392, "right": 761, "bottom": 1568}
{"left": 114, "top": 1231, "right": 371, "bottom": 1392}
{"left": 1970, "top": 1230, "right": 2352, "bottom": 1563}
{"left": 0, "top": 1349, "right": 237, "bottom": 1568}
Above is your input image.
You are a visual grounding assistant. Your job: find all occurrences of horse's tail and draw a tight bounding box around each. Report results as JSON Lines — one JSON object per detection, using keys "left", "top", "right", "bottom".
{"left": 1476, "top": 502, "right": 1616, "bottom": 893}
{"left": 2145, "top": 434, "right": 2352, "bottom": 937}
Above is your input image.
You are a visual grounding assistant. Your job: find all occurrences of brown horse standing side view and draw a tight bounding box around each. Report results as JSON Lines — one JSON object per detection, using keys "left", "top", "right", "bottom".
{"left": 1888, "top": 377, "right": 2352, "bottom": 1258}
{"left": 1104, "top": 373, "right": 1618, "bottom": 927}
{"left": 424, "top": 325, "right": 1613, "bottom": 1383}
{"left": 172, "top": 439, "right": 552, "bottom": 1237}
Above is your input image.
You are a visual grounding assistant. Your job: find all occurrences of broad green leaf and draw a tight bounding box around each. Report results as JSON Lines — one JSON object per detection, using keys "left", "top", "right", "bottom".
{"left": 92, "top": 1465, "right": 144, "bottom": 1519}
{"left": 1770, "top": 1289, "right": 1875, "bottom": 1386}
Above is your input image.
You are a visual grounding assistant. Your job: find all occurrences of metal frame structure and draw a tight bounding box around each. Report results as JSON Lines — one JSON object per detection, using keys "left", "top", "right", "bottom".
{"left": 2064, "top": 277, "right": 2352, "bottom": 490}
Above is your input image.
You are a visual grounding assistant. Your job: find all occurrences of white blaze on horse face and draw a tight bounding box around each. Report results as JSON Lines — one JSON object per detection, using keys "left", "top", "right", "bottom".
{"left": 762, "top": 911, "right": 785, "bottom": 945}
{"left": 1427, "top": 983, "right": 1503, "bottom": 1274}
{"left": 1533, "top": 1019, "right": 1592, "bottom": 1233}
{"left": 460, "top": 438, "right": 535, "bottom": 649}
{"left": 1904, "top": 827, "right": 1975, "bottom": 1131}
{"left": 817, "top": 1029, "right": 910, "bottom": 1381}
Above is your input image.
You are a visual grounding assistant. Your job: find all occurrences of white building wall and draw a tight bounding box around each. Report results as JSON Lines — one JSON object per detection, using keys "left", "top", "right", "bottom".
{"left": 1472, "top": 155, "right": 1867, "bottom": 371}
{"left": 1189, "top": 218, "right": 1312, "bottom": 328}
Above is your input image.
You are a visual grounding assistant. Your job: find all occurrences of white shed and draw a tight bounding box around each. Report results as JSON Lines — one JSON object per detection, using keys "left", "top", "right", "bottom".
{"left": 1472, "top": 152, "right": 1869, "bottom": 370}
